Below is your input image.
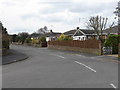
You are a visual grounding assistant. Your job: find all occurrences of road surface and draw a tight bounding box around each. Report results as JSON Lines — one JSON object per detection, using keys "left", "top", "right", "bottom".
{"left": 2, "top": 45, "right": 118, "bottom": 88}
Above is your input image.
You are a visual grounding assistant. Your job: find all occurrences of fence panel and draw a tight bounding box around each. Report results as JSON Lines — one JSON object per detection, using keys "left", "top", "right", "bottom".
{"left": 48, "top": 39, "right": 100, "bottom": 49}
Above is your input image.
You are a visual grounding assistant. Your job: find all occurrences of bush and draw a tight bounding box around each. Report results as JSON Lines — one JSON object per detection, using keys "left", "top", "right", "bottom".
{"left": 18, "top": 32, "right": 29, "bottom": 44}
{"left": 11, "top": 34, "right": 17, "bottom": 42}
{"left": 39, "top": 37, "right": 46, "bottom": 42}
{"left": 15, "top": 36, "right": 20, "bottom": 42}
{"left": 32, "top": 38, "right": 39, "bottom": 44}
{"left": 57, "top": 34, "right": 73, "bottom": 41}
{"left": 25, "top": 37, "right": 32, "bottom": 43}
{"left": 104, "top": 35, "right": 120, "bottom": 54}
{"left": 2, "top": 40, "right": 9, "bottom": 49}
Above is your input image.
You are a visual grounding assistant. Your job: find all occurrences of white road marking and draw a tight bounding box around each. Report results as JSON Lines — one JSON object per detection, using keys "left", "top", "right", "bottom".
{"left": 74, "top": 61, "right": 97, "bottom": 72}
{"left": 56, "top": 55, "right": 65, "bottom": 59}
{"left": 39, "top": 52, "right": 45, "bottom": 53}
{"left": 76, "top": 54, "right": 86, "bottom": 57}
{"left": 110, "top": 83, "right": 117, "bottom": 89}
{"left": 51, "top": 54, "right": 65, "bottom": 59}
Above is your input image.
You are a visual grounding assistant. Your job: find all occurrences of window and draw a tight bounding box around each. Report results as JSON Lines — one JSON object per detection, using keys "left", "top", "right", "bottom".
{"left": 83, "top": 37, "right": 84, "bottom": 40}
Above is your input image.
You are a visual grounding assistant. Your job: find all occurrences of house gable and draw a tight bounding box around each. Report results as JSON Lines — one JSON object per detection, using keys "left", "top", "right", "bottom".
{"left": 73, "top": 29, "right": 85, "bottom": 36}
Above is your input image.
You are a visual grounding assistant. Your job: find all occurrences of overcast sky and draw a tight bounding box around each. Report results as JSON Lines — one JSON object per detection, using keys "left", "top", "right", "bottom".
{"left": 0, "top": 0, "right": 119, "bottom": 34}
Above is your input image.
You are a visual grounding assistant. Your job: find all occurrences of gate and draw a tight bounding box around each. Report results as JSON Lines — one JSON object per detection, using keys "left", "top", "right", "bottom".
{"left": 103, "top": 47, "right": 112, "bottom": 55}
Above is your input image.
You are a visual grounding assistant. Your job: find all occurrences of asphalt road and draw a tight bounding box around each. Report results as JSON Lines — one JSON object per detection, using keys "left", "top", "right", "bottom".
{"left": 2, "top": 45, "right": 118, "bottom": 88}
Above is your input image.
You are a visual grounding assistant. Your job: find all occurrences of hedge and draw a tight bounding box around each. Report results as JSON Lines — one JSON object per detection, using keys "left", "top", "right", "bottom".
{"left": 104, "top": 35, "right": 120, "bottom": 54}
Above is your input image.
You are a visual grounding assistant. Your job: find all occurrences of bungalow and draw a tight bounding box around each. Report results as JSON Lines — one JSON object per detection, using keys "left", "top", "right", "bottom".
{"left": 44, "top": 30, "right": 61, "bottom": 42}
{"left": 30, "top": 33, "right": 43, "bottom": 40}
{"left": 30, "top": 30, "right": 61, "bottom": 42}
{"left": 64, "top": 27, "right": 97, "bottom": 40}
{"left": 64, "top": 26, "right": 118, "bottom": 41}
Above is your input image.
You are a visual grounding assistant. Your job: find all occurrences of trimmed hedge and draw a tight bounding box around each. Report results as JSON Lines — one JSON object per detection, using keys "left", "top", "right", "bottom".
{"left": 104, "top": 35, "right": 120, "bottom": 54}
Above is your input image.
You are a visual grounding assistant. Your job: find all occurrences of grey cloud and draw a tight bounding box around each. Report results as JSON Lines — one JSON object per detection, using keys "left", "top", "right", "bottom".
{"left": 69, "top": 2, "right": 116, "bottom": 14}
{"left": 21, "top": 14, "right": 39, "bottom": 20}
{"left": 40, "top": 1, "right": 116, "bottom": 15}
{"left": 20, "top": 1, "right": 117, "bottom": 26}
{"left": 39, "top": 2, "right": 73, "bottom": 14}
{"left": 20, "top": 13, "right": 77, "bottom": 25}
{"left": 21, "top": 13, "right": 63, "bottom": 23}
{"left": 2, "top": 1, "right": 16, "bottom": 6}
{"left": 12, "top": 27, "right": 34, "bottom": 34}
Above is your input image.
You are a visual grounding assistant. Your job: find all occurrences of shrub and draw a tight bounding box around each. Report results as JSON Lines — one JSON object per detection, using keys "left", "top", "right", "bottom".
{"left": 15, "top": 36, "right": 20, "bottom": 42}
{"left": 2, "top": 40, "right": 9, "bottom": 49}
{"left": 39, "top": 37, "right": 46, "bottom": 42}
{"left": 18, "top": 32, "right": 29, "bottom": 44}
{"left": 11, "top": 34, "right": 17, "bottom": 42}
{"left": 57, "top": 34, "right": 73, "bottom": 41}
{"left": 104, "top": 35, "right": 120, "bottom": 54}
{"left": 25, "top": 37, "right": 32, "bottom": 43}
{"left": 32, "top": 38, "right": 39, "bottom": 44}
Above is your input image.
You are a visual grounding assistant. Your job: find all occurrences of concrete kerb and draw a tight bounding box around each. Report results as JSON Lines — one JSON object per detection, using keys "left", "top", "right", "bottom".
{"left": 2, "top": 50, "right": 29, "bottom": 65}
{"left": 2, "top": 56, "right": 29, "bottom": 65}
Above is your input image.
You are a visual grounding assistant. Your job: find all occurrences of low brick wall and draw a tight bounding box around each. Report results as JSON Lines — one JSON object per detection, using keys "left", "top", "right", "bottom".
{"left": 48, "top": 40, "right": 101, "bottom": 55}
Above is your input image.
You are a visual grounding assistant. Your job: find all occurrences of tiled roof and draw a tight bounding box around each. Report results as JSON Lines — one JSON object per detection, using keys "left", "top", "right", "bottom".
{"left": 43, "top": 32, "right": 61, "bottom": 37}
{"left": 103, "top": 26, "right": 118, "bottom": 34}
{"left": 64, "top": 29, "right": 95, "bottom": 36}
{"left": 64, "top": 30, "right": 76, "bottom": 35}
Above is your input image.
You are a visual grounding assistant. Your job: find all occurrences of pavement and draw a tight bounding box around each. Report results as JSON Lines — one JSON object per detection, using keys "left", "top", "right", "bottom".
{"left": 2, "top": 49, "right": 28, "bottom": 65}
{"left": 48, "top": 48, "right": 119, "bottom": 62}
{"left": 2, "top": 44, "right": 118, "bottom": 88}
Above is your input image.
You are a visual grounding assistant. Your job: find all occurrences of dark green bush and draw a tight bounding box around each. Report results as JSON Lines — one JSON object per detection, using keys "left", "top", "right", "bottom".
{"left": 2, "top": 40, "right": 9, "bottom": 49}
{"left": 25, "top": 37, "right": 32, "bottom": 43}
{"left": 39, "top": 37, "right": 46, "bottom": 42}
{"left": 104, "top": 35, "right": 120, "bottom": 54}
{"left": 11, "top": 34, "right": 17, "bottom": 42}
{"left": 15, "top": 36, "right": 20, "bottom": 42}
{"left": 18, "top": 32, "right": 29, "bottom": 44}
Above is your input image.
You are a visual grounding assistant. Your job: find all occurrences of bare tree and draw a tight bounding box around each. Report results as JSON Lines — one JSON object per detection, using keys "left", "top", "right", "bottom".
{"left": 37, "top": 28, "right": 45, "bottom": 34}
{"left": 37, "top": 26, "right": 48, "bottom": 34}
{"left": 87, "top": 16, "right": 108, "bottom": 55}
{"left": 107, "top": 22, "right": 115, "bottom": 36}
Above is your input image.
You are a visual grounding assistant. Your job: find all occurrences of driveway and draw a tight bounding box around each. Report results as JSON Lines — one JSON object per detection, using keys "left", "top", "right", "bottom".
{"left": 2, "top": 45, "right": 118, "bottom": 88}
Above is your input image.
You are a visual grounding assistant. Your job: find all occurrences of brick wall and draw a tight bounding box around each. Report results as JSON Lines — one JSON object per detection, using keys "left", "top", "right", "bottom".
{"left": 48, "top": 39, "right": 101, "bottom": 55}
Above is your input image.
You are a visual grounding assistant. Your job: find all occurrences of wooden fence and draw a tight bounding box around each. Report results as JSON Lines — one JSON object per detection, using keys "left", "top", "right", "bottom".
{"left": 48, "top": 39, "right": 100, "bottom": 49}
{"left": 48, "top": 39, "right": 101, "bottom": 55}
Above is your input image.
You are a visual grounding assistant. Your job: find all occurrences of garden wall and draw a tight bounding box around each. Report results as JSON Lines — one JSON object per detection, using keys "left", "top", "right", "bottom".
{"left": 48, "top": 39, "right": 101, "bottom": 55}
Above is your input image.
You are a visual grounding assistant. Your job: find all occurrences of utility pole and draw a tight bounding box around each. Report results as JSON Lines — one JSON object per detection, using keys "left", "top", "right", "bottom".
{"left": 115, "top": 1, "right": 120, "bottom": 58}
{"left": 118, "top": 1, "right": 120, "bottom": 59}
{"left": 118, "top": 1, "right": 120, "bottom": 35}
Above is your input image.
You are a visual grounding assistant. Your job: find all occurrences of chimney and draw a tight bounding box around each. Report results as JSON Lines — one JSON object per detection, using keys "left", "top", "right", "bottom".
{"left": 77, "top": 27, "right": 79, "bottom": 30}
{"left": 50, "top": 30, "right": 53, "bottom": 33}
